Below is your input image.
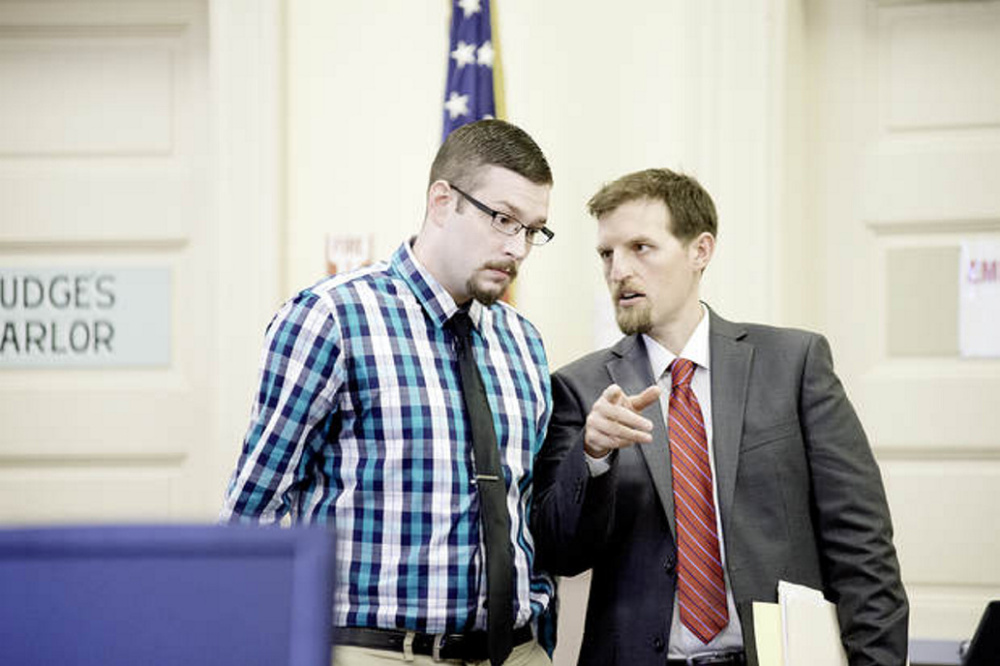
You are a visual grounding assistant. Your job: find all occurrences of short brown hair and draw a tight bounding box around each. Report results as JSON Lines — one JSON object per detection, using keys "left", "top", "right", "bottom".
{"left": 587, "top": 168, "right": 717, "bottom": 243}
{"left": 429, "top": 119, "right": 552, "bottom": 191}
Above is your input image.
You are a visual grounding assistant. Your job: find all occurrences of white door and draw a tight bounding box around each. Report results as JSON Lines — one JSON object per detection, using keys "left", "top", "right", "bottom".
{"left": 0, "top": 0, "right": 216, "bottom": 522}
{"left": 806, "top": 0, "right": 1000, "bottom": 638}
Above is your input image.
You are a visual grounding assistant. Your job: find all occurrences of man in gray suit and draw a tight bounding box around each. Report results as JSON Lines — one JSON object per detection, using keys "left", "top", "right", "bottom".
{"left": 532, "top": 168, "right": 907, "bottom": 666}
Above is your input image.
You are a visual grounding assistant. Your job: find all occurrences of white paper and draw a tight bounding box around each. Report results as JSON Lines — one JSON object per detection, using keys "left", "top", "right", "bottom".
{"left": 959, "top": 240, "right": 1000, "bottom": 358}
{"left": 778, "top": 580, "right": 847, "bottom": 666}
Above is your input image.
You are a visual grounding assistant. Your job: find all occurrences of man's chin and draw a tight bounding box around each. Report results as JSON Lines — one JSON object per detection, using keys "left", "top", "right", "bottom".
{"left": 615, "top": 307, "right": 651, "bottom": 336}
{"left": 474, "top": 293, "right": 501, "bottom": 307}
{"left": 469, "top": 281, "right": 506, "bottom": 307}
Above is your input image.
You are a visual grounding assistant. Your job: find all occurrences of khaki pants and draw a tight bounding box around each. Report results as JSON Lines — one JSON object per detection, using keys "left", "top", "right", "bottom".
{"left": 332, "top": 639, "right": 552, "bottom": 666}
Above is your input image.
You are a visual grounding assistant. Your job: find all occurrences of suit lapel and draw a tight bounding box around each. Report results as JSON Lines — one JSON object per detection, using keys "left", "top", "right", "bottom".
{"left": 708, "top": 309, "right": 752, "bottom": 526}
{"left": 606, "top": 336, "right": 676, "bottom": 538}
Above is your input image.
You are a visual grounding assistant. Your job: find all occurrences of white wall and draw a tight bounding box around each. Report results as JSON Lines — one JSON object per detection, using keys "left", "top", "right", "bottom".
{"left": 285, "top": 1, "right": 447, "bottom": 301}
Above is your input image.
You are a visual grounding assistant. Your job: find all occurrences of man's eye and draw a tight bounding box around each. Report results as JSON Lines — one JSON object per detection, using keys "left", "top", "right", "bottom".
{"left": 495, "top": 214, "right": 520, "bottom": 230}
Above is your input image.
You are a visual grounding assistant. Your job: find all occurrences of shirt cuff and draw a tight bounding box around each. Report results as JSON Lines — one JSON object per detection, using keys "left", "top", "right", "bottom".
{"left": 584, "top": 450, "right": 613, "bottom": 477}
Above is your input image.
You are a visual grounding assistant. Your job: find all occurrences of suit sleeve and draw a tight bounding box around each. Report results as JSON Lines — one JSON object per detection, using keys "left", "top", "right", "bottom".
{"left": 800, "top": 334, "right": 909, "bottom": 666}
{"left": 531, "top": 371, "right": 619, "bottom": 576}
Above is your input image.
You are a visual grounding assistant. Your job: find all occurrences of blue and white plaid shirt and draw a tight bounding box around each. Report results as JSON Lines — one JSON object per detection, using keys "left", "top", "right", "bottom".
{"left": 222, "top": 241, "right": 555, "bottom": 634}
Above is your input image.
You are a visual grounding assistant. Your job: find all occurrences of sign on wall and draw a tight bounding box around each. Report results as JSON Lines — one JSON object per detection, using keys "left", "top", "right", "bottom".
{"left": 0, "top": 267, "right": 171, "bottom": 368}
{"left": 959, "top": 241, "right": 1000, "bottom": 358}
{"left": 326, "top": 234, "right": 374, "bottom": 276}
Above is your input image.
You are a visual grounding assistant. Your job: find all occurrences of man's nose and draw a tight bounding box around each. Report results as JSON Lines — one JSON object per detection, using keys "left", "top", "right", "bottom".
{"left": 502, "top": 229, "right": 530, "bottom": 260}
{"left": 608, "top": 252, "right": 632, "bottom": 282}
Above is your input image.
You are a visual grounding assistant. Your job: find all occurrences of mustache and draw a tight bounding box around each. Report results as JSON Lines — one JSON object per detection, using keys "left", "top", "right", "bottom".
{"left": 612, "top": 280, "right": 643, "bottom": 301}
{"left": 483, "top": 261, "right": 518, "bottom": 280}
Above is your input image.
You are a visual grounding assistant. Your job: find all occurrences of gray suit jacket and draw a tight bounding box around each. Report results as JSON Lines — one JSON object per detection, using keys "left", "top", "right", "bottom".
{"left": 532, "top": 308, "right": 908, "bottom": 666}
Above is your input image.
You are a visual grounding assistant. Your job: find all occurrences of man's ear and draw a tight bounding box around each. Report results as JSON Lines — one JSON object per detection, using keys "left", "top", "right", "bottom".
{"left": 426, "top": 180, "right": 454, "bottom": 227}
{"left": 689, "top": 231, "right": 716, "bottom": 271}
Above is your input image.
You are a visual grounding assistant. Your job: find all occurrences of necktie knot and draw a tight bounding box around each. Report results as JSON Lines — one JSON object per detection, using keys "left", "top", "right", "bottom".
{"left": 448, "top": 310, "right": 474, "bottom": 340}
{"left": 670, "top": 358, "right": 696, "bottom": 389}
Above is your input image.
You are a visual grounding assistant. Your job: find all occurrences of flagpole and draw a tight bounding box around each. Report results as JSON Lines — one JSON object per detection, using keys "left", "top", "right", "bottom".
{"left": 490, "top": 0, "right": 506, "bottom": 121}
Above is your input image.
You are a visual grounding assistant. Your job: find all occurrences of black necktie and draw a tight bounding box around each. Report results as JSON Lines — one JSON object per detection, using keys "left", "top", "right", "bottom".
{"left": 449, "top": 310, "right": 513, "bottom": 666}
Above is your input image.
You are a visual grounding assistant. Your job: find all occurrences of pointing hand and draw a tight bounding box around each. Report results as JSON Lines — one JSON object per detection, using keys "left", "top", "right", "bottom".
{"left": 583, "top": 384, "right": 662, "bottom": 459}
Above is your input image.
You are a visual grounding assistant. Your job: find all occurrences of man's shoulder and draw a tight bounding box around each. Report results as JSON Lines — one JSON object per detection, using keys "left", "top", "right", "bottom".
{"left": 299, "top": 260, "right": 399, "bottom": 305}
{"left": 264, "top": 262, "right": 402, "bottom": 336}
{"left": 708, "top": 311, "right": 842, "bottom": 380}
{"left": 710, "top": 309, "right": 823, "bottom": 351}
{"left": 489, "top": 300, "right": 544, "bottom": 342}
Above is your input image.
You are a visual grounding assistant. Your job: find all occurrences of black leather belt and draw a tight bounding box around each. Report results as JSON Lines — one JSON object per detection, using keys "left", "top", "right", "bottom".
{"left": 667, "top": 650, "right": 746, "bottom": 666}
{"left": 338, "top": 625, "right": 534, "bottom": 662}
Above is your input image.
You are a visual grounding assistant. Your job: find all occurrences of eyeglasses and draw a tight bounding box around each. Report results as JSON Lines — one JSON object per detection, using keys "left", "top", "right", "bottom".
{"left": 449, "top": 183, "right": 555, "bottom": 246}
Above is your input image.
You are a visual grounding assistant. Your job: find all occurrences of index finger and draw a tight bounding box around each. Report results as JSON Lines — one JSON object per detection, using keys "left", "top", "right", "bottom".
{"left": 628, "top": 385, "right": 662, "bottom": 412}
{"left": 600, "top": 384, "right": 628, "bottom": 406}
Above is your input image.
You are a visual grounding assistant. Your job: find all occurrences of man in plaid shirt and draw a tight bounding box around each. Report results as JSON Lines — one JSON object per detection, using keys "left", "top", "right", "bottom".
{"left": 222, "top": 120, "right": 558, "bottom": 666}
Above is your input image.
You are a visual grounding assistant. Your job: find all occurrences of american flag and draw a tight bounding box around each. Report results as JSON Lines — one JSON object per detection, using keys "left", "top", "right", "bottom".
{"left": 442, "top": 0, "right": 501, "bottom": 140}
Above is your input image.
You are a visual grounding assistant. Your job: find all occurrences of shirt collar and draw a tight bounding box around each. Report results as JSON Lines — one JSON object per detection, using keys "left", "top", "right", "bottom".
{"left": 643, "top": 303, "right": 711, "bottom": 380}
{"left": 390, "top": 238, "right": 485, "bottom": 330}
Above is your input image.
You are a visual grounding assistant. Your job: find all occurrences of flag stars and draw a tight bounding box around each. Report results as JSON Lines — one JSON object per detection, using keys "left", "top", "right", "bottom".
{"left": 477, "top": 41, "right": 494, "bottom": 68}
{"left": 457, "top": 0, "right": 482, "bottom": 18}
{"left": 451, "top": 40, "right": 477, "bottom": 69}
{"left": 444, "top": 91, "right": 470, "bottom": 120}
{"left": 443, "top": 0, "right": 495, "bottom": 137}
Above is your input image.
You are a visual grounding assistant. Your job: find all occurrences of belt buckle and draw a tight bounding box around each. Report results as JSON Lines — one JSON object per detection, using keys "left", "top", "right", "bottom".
{"left": 402, "top": 631, "right": 416, "bottom": 661}
{"left": 432, "top": 633, "right": 446, "bottom": 662}
{"left": 690, "top": 650, "right": 742, "bottom": 665}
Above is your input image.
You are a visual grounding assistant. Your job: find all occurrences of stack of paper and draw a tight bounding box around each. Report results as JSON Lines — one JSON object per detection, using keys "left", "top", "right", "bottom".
{"left": 749, "top": 581, "right": 848, "bottom": 666}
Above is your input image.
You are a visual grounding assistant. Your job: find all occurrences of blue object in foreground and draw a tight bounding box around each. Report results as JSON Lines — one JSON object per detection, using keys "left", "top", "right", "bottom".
{"left": 0, "top": 524, "right": 336, "bottom": 666}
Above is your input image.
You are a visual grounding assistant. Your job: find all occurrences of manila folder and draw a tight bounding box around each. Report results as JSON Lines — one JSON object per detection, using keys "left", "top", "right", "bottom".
{"left": 751, "top": 601, "right": 784, "bottom": 666}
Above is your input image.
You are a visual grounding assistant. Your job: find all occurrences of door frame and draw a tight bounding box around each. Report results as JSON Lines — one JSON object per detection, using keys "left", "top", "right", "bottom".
{"left": 204, "top": 0, "right": 285, "bottom": 512}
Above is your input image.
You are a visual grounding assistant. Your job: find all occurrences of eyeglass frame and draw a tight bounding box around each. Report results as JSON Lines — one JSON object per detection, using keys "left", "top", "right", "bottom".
{"left": 448, "top": 183, "right": 555, "bottom": 246}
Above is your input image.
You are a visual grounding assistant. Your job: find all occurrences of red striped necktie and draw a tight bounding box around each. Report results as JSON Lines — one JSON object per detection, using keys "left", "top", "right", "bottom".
{"left": 668, "top": 358, "right": 729, "bottom": 643}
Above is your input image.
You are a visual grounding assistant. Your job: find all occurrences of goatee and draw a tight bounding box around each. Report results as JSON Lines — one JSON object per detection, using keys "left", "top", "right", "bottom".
{"left": 611, "top": 281, "right": 651, "bottom": 335}
{"left": 468, "top": 261, "right": 517, "bottom": 307}
{"left": 470, "top": 283, "right": 503, "bottom": 306}
{"left": 615, "top": 302, "right": 652, "bottom": 335}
